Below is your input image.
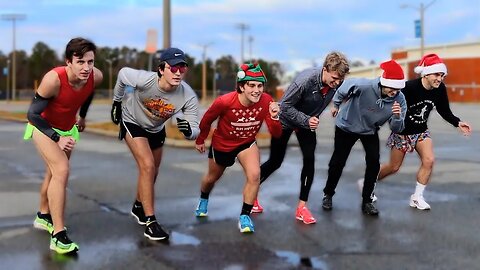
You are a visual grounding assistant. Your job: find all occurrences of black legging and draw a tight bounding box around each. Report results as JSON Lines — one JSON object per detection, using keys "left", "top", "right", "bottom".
{"left": 260, "top": 127, "right": 317, "bottom": 202}
{"left": 323, "top": 126, "right": 380, "bottom": 203}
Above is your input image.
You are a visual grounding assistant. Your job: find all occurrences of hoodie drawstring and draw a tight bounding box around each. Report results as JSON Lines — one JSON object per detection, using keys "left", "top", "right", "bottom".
{"left": 375, "top": 98, "right": 384, "bottom": 109}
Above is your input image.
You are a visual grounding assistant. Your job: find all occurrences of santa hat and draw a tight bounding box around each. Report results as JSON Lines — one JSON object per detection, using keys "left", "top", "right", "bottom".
{"left": 414, "top": 53, "right": 447, "bottom": 76}
{"left": 237, "top": 62, "right": 267, "bottom": 83}
{"left": 379, "top": 60, "right": 405, "bottom": 89}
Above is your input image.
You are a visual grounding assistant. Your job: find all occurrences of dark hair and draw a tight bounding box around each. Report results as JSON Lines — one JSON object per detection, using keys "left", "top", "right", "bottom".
{"left": 235, "top": 81, "right": 247, "bottom": 93}
{"left": 65, "top": 37, "right": 96, "bottom": 61}
{"left": 235, "top": 80, "right": 265, "bottom": 93}
{"left": 157, "top": 62, "right": 166, "bottom": 77}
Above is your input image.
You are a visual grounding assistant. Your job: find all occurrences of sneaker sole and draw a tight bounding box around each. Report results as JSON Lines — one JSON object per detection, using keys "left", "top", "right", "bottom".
{"left": 130, "top": 211, "right": 147, "bottom": 225}
{"left": 143, "top": 232, "right": 168, "bottom": 241}
{"left": 362, "top": 212, "right": 379, "bottom": 216}
{"left": 238, "top": 226, "right": 254, "bottom": 233}
{"left": 195, "top": 211, "right": 208, "bottom": 217}
{"left": 33, "top": 221, "right": 52, "bottom": 232}
{"left": 238, "top": 222, "right": 254, "bottom": 233}
{"left": 409, "top": 202, "right": 431, "bottom": 210}
{"left": 322, "top": 206, "right": 332, "bottom": 211}
{"left": 49, "top": 243, "right": 79, "bottom": 254}
{"left": 251, "top": 209, "right": 263, "bottom": 213}
{"left": 295, "top": 216, "right": 316, "bottom": 224}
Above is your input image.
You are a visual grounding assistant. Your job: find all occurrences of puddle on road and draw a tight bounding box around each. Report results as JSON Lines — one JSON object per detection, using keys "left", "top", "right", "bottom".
{"left": 275, "top": 250, "right": 329, "bottom": 269}
{"left": 169, "top": 231, "right": 201, "bottom": 246}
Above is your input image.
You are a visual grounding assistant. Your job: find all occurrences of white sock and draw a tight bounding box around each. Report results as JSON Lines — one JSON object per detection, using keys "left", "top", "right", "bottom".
{"left": 414, "top": 182, "right": 426, "bottom": 196}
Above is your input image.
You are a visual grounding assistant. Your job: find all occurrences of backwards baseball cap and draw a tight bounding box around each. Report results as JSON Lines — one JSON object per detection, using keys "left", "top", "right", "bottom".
{"left": 237, "top": 62, "right": 266, "bottom": 83}
{"left": 159, "top": 47, "right": 187, "bottom": 66}
{"left": 379, "top": 60, "right": 405, "bottom": 89}
{"left": 414, "top": 53, "right": 447, "bottom": 76}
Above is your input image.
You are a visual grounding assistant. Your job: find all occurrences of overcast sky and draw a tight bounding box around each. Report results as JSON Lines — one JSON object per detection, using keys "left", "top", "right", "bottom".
{"left": 1, "top": 0, "right": 479, "bottom": 73}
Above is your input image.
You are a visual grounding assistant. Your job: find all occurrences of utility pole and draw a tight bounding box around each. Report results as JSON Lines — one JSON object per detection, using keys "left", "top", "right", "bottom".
{"left": 236, "top": 23, "right": 249, "bottom": 63}
{"left": 5, "top": 59, "right": 10, "bottom": 101}
{"left": 163, "top": 0, "right": 171, "bottom": 49}
{"left": 2, "top": 13, "right": 26, "bottom": 100}
{"left": 105, "top": 59, "right": 113, "bottom": 99}
{"left": 201, "top": 42, "right": 213, "bottom": 104}
{"left": 401, "top": 0, "right": 437, "bottom": 58}
{"left": 248, "top": 36, "right": 254, "bottom": 61}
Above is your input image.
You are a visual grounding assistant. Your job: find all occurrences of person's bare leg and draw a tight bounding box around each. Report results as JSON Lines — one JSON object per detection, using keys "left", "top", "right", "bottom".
{"left": 237, "top": 144, "right": 260, "bottom": 205}
{"left": 415, "top": 138, "right": 434, "bottom": 186}
{"left": 125, "top": 135, "right": 156, "bottom": 217}
{"left": 200, "top": 158, "right": 226, "bottom": 194}
{"left": 39, "top": 166, "right": 52, "bottom": 214}
{"left": 32, "top": 130, "right": 70, "bottom": 234}
{"left": 378, "top": 147, "right": 406, "bottom": 181}
{"left": 135, "top": 147, "right": 163, "bottom": 202}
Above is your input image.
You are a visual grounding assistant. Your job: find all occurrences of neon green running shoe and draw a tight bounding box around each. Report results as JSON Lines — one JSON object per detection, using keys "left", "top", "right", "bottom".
{"left": 50, "top": 230, "right": 79, "bottom": 254}
{"left": 33, "top": 212, "right": 54, "bottom": 234}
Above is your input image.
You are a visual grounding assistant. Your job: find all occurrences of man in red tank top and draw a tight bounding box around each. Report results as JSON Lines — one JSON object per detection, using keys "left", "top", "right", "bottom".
{"left": 24, "top": 38, "right": 103, "bottom": 254}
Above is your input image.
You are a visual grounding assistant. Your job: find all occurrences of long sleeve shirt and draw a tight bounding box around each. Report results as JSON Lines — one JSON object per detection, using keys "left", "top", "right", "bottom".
{"left": 400, "top": 78, "right": 460, "bottom": 135}
{"left": 279, "top": 68, "right": 335, "bottom": 130}
{"left": 333, "top": 77, "right": 407, "bottom": 135}
{"left": 196, "top": 91, "right": 282, "bottom": 152}
{"left": 113, "top": 67, "right": 199, "bottom": 139}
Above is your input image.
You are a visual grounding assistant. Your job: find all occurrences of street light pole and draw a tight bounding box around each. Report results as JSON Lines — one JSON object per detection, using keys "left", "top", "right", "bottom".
{"left": 106, "top": 59, "right": 113, "bottom": 99}
{"left": 201, "top": 42, "right": 213, "bottom": 104}
{"left": 248, "top": 36, "right": 254, "bottom": 61}
{"left": 401, "top": 0, "right": 436, "bottom": 58}
{"left": 163, "top": 0, "right": 171, "bottom": 49}
{"left": 2, "top": 13, "right": 26, "bottom": 101}
{"left": 6, "top": 59, "right": 10, "bottom": 101}
{"left": 236, "top": 23, "right": 249, "bottom": 64}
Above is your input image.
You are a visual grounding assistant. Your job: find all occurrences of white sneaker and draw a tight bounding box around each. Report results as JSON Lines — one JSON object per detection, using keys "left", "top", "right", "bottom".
{"left": 409, "top": 194, "right": 431, "bottom": 210}
{"left": 357, "top": 178, "right": 378, "bottom": 202}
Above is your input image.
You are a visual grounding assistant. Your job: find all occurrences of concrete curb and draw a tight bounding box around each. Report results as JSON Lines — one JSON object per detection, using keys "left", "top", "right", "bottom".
{"left": 0, "top": 114, "right": 272, "bottom": 148}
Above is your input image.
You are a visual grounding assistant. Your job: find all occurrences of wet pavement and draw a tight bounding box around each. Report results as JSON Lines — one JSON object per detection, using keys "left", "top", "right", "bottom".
{"left": 0, "top": 102, "right": 479, "bottom": 269}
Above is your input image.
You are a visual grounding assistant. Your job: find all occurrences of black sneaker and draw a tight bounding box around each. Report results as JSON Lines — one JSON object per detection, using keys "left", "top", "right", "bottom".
{"left": 144, "top": 221, "right": 169, "bottom": 241}
{"left": 131, "top": 201, "right": 147, "bottom": 225}
{"left": 362, "top": 202, "right": 379, "bottom": 216}
{"left": 322, "top": 195, "right": 333, "bottom": 211}
{"left": 50, "top": 230, "right": 79, "bottom": 254}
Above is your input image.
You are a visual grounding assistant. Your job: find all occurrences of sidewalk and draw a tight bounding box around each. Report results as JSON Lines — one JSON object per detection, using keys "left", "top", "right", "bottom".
{"left": 0, "top": 100, "right": 275, "bottom": 148}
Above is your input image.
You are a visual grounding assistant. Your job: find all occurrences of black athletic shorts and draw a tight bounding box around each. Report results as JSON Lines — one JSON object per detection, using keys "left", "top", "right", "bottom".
{"left": 120, "top": 120, "right": 166, "bottom": 150}
{"left": 208, "top": 141, "right": 256, "bottom": 167}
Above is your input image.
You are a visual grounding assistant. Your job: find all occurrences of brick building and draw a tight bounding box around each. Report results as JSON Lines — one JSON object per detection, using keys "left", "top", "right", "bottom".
{"left": 349, "top": 41, "right": 480, "bottom": 102}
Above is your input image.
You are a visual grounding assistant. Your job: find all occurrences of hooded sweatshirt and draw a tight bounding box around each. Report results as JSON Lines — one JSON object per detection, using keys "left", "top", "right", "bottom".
{"left": 333, "top": 77, "right": 407, "bottom": 135}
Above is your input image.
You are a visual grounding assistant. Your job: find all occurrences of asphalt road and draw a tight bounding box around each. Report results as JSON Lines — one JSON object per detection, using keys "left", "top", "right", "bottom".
{"left": 0, "top": 103, "right": 479, "bottom": 270}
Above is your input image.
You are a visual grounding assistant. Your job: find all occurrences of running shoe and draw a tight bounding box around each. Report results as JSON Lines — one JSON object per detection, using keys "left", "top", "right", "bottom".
{"left": 238, "top": 215, "right": 255, "bottom": 233}
{"left": 33, "top": 212, "right": 54, "bottom": 234}
{"left": 409, "top": 194, "right": 431, "bottom": 210}
{"left": 195, "top": 198, "right": 209, "bottom": 217}
{"left": 131, "top": 201, "right": 147, "bottom": 225}
{"left": 361, "top": 202, "right": 379, "bottom": 216}
{"left": 144, "top": 221, "right": 169, "bottom": 241}
{"left": 251, "top": 199, "right": 264, "bottom": 213}
{"left": 295, "top": 206, "right": 317, "bottom": 224}
{"left": 322, "top": 195, "right": 333, "bottom": 211}
{"left": 50, "top": 230, "right": 79, "bottom": 254}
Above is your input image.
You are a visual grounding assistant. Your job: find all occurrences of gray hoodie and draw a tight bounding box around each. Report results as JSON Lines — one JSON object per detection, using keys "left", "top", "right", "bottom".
{"left": 333, "top": 77, "right": 406, "bottom": 135}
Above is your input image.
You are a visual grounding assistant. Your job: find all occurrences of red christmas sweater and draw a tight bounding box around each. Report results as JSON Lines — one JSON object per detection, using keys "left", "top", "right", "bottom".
{"left": 196, "top": 91, "right": 282, "bottom": 152}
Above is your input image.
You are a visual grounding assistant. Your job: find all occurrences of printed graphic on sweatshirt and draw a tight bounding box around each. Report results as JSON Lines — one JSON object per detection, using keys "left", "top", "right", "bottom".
{"left": 230, "top": 107, "right": 263, "bottom": 139}
{"left": 143, "top": 98, "right": 176, "bottom": 119}
{"left": 407, "top": 100, "right": 434, "bottom": 124}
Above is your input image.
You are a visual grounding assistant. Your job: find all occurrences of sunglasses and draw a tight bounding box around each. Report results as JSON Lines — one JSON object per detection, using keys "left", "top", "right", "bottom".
{"left": 166, "top": 65, "right": 188, "bottom": 74}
